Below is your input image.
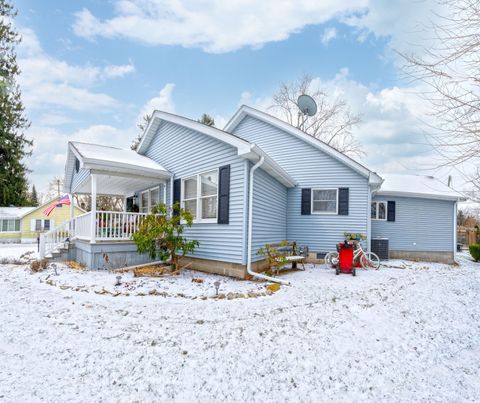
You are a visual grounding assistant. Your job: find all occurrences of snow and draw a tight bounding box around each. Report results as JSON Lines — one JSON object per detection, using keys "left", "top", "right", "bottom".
{"left": 0, "top": 207, "right": 35, "bottom": 219}
{"left": 0, "top": 243, "right": 38, "bottom": 261}
{"left": 377, "top": 174, "right": 464, "bottom": 200}
{"left": 1, "top": 255, "right": 479, "bottom": 402}
{"left": 71, "top": 141, "right": 169, "bottom": 173}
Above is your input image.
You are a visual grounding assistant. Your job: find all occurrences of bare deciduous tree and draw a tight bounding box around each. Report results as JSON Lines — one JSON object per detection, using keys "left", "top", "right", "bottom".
{"left": 400, "top": 0, "right": 480, "bottom": 191}
{"left": 269, "top": 75, "right": 363, "bottom": 157}
{"left": 131, "top": 113, "right": 152, "bottom": 151}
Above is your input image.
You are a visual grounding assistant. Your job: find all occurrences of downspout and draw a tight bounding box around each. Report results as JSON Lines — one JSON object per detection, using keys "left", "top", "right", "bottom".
{"left": 246, "top": 156, "right": 290, "bottom": 285}
{"left": 169, "top": 174, "right": 174, "bottom": 211}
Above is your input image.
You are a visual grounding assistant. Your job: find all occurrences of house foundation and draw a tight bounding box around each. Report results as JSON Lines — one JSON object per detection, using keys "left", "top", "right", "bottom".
{"left": 67, "top": 240, "right": 270, "bottom": 278}
{"left": 389, "top": 250, "right": 455, "bottom": 264}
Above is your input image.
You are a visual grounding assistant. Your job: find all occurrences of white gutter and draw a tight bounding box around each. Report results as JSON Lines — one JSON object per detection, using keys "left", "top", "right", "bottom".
{"left": 246, "top": 156, "right": 290, "bottom": 285}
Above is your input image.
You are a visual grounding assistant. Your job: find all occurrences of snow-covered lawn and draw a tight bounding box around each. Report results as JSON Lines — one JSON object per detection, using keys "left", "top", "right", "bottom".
{"left": 0, "top": 243, "right": 38, "bottom": 261}
{"left": 1, "top": 255, "right": 479, "bottom": 402}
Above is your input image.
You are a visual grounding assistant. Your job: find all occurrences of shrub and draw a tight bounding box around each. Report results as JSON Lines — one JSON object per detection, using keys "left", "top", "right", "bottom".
{"left": 469, "top": 244, "right": 480, "bottom": 262}
{"left": 30, "top": 259, "right": 49, "bottom": 272}
{"left": 132, "top": 202, "right": 199, "bottom": 271}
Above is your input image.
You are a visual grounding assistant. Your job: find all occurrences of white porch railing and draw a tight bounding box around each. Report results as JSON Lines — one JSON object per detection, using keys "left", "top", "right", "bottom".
{"left": 94, "top": 211, "right": 148, "bottom": 241}
{"left": 39, "top": 211, "right": 149, "bottom": 259}
{"left": 41, "top": 220, "right": 72, "bottom": 259}
{"left": 73, "top": 212, "right": 91, "bottom": 240}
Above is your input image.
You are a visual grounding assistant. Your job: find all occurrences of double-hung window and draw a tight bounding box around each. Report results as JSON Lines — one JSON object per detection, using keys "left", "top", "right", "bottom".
{"left": 0, "top": 219, "right": 20, "bottom": 232}
{"left": 312, "top": 189, "right": 338, "bottom": 214}
{"left": 371, "top": 201, "right": 387, "bottom": 220}
{"left": 182, "top": 170, "right": 218, "bottom": 223}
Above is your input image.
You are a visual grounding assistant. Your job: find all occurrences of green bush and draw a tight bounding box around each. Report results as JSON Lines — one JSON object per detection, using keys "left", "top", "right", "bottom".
{"left": 469, "top": 244, "right": 480, "bottom": 262}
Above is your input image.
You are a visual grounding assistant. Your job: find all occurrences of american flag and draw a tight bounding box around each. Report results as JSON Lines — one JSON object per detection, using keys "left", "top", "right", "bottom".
{"left": 43, "top": 194, "right": 71, "bottom": 217}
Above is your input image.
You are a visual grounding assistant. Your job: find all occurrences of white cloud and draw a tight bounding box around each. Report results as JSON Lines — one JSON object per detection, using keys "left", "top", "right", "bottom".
{"left": 321, "top": 27, "right": 337, "bottom": 45}
{"left": 28, "top": 124, "right": 136, "bottom": 193}
{"left": 17, "top": 28, "right": 134, "bottom": 112}
{"left": 102, "top": 63, "right": 136, "bottom": 78}
{"left": 137, "top": 83, "right": 176, "bottom": 123}
{"left": 342, "top": 0, "right": 447, "bottom": 57}
{"left": 237, "top": 68, "right": 438, "bottom": 173}
{"left": 73, "top": 1, "right": 367, "bottom": 53}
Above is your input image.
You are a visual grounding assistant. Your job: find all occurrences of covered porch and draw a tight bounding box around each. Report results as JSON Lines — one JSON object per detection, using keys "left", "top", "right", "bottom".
{"left": 40, "top": 142, "right": 171, "bottom": 259}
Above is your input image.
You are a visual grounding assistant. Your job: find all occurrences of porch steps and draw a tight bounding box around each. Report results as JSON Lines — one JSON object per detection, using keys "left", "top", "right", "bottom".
{"left": 45, "top": 242, "right": 71, "bottom": 261}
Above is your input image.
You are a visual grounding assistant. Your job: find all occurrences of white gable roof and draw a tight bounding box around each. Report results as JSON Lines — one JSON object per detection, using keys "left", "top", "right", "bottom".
{"left": 0, "top": 207, "right": 36, "bottom": 219}
{"left": 376, "top": 174, "right": 465, "bottom": 201}
{"left": 224, "top": 105, "right": 383, "bottom": 185}
{"left": 135, "top": 110, "right": 296, "bottom": 187}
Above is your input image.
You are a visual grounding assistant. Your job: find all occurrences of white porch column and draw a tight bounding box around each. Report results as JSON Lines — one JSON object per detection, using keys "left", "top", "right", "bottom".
{"left": 123, "top": 196, "right": 128, "bottom": 212}
{"left": 90, "top": 174, "right": 97, "bottom": 243}
{"left": 69, "top": 193, "right": 75, "bottom": 234}
{"left": 69, "top": 193, "right": 74, "bottom": 219}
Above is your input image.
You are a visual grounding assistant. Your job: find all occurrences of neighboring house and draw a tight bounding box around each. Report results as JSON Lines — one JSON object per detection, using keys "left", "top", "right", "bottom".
{"left": 50, "top": 105, "right": 464, "bottom": 276}
{"left": 0, "top": 199, "right": 84, "bottom": 244}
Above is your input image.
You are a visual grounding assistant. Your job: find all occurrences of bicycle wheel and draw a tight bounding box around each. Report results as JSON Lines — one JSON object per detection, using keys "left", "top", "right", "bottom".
{"left": 360, "top": 252, "right": 380, "bottom": 270}
{"left": 324, "top": 252, "right": 339, "bottom": 267}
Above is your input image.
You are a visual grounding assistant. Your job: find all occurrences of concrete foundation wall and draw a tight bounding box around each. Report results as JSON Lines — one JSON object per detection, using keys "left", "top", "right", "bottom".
{"left": 70, "top": 240, "right": 158, "bottom": 270}
{"left": 69, "top": 240, "right": 271, "bottom": 278}
{"left": 389, "top": 250, "right": 454, "bottom": 264}
{"left": 180, "top": 256, "right": 269, "bottom": 279}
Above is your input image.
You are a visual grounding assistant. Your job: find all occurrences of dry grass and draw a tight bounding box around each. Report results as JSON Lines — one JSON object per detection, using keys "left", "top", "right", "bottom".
{"left": 63, "top": 261, "right": 87, "bottom": 271}
{"left": 30, "top": 259, "right": 49, "bottom": 273}
{"left": 133, "top": 265, "right": 176, "bottom": 277}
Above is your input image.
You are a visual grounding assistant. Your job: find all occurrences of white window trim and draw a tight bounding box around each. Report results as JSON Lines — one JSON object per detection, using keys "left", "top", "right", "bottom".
{"left": 139, "top": 186, "right": 161, "bottom": 213}
{"left": 0, "top": 219, "right": 21, "bottom": 233}
{"left": 372, "top": 201, "right": 387, "bottom": 221}
{"left": 311, "top": 188, "right": 339, "bottom": 215}
{"left": 181, "top": 168, "right": 219, "bottom": 224}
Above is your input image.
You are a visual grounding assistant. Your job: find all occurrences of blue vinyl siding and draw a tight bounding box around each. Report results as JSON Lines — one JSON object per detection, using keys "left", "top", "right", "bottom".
{"left": 143, "top": 121, "right": 246, "bottom": 264}
{"left": 251, "top": 165, "right": 288, "bottom": 261}
{"left": 232, "top": 116, "right": 369, "bottom": 253}
{"left": 372, "top": 196, "right": 454, "bottom": 252}
{"left": 71, "top": 168, "right": 90, "bottom": 193}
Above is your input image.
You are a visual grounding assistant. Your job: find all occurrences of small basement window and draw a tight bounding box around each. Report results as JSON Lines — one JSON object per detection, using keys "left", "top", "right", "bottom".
{"left": 312, "top": 188, "right": 338, "bottom": 214}
{"left": 371, "top": 201, "right": 387, "bottom": 220}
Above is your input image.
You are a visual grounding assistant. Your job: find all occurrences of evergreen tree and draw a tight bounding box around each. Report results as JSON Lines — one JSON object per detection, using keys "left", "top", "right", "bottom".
{"left": 198, "top": 113, "right": 215, "bottom": 127}
{"left": 30, "top": 184, "right": 38, "bottom": 206}
{"left": 0, "top": 0, "right": 32, "bottom": 207}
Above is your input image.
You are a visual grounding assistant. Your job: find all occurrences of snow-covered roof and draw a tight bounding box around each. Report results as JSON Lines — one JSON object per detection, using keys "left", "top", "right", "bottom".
{"left": 0, "top": 207, "right": 36, "bottom": 219}
{"left": 376, "top": 174, "right": 465, "bottom": 201}
{"left": 71, "top": 142, "right": 170, "bottom": 174}
{"left": 64, "top": 141, "right": 173, "bottom": 194}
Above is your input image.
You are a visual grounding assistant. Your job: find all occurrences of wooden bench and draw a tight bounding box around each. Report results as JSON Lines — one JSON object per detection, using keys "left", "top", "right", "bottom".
{"left": 267, "top": 241, "right": 307, "bottom": 275}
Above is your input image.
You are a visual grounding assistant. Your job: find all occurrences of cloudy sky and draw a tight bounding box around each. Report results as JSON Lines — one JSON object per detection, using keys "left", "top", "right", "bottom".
{"left": 14, "top": 0, "right": 466, "bottom": 194}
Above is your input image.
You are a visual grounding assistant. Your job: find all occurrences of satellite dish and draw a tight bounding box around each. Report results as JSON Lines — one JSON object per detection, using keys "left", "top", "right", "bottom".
{"left": 297, "top": 94, "right": 317, "bottom": 116}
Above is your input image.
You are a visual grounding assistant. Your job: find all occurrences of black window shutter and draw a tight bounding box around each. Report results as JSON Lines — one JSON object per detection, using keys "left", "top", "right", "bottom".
{"left": 217, "top": 165, "right": 230, "bottom": 224}
{"left": 173, "top": 179, "right": 181, "bottom": 215}
{"left": 338, "top": 188, "right": 349, "bottom": 215}
{"left": 301, "top": 188, "right": 311, "bottom": 215}
{"left": 387, "top": 201, "right": 396, "bottom": 222}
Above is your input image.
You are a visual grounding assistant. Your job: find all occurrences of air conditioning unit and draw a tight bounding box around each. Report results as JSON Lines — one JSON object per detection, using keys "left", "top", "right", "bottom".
{"left": 371, "top": 238, "right": 389, "bottom": 260}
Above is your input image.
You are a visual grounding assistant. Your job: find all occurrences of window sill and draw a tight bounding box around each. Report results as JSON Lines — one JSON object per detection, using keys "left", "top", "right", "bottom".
{"left": 181, "top": 219, "right": 218, "bottom": 225}
{"left": 311, "top": 212, "right": 338, "bottom": 215}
